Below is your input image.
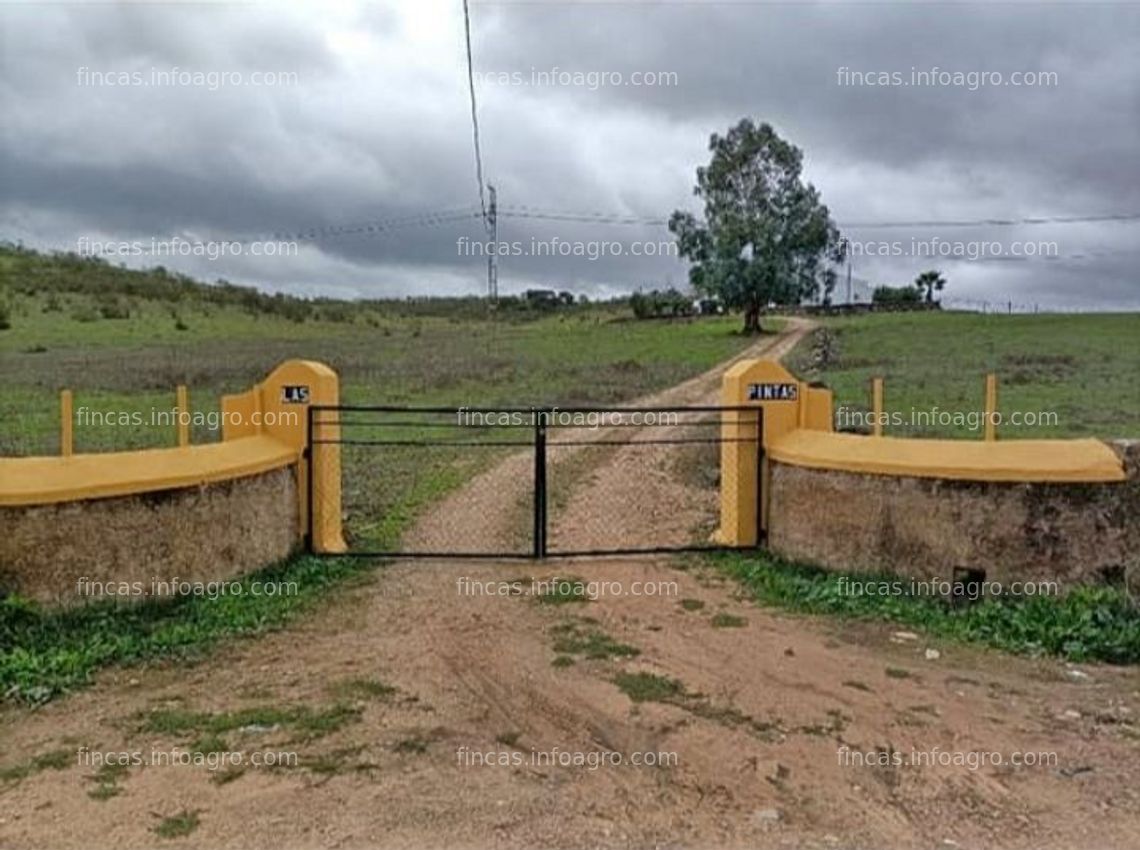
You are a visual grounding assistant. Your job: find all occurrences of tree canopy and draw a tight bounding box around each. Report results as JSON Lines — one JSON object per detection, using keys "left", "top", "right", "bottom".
{"left": 914, "top": 270, "right": 947, "bottom": 304}
{"left": 669, "top": 120, "right": 845, "bottom": 332}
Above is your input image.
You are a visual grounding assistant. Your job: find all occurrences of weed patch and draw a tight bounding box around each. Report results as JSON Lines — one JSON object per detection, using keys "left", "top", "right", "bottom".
{"left": 550, "top": 620, "right": 639, "bottom": 661}
{"left": 611, "top": 672, "right": 791, "bottom": 741}
{"left": 328, "top": 677, "right": 397, "bottom": 702}
{"left": 0, "top": 747, "right": 72, "bottom": 785}
{"left": 137, "top": 702, "right": 361, "bottom": 744}
{"left": 153, "top": 810, "right": 201, "bottom": 840}
{"left": 612, "top": 671, "right": 684, "bottom": 703}
{"left": 710, "top": 612, "right": 747, "bottom": 628}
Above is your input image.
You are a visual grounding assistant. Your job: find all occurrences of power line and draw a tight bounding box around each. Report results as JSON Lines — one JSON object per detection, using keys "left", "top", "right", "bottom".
{"left": 461, "top": 0, "right": 487, "bottom": 222}
{"left": 498, "top": 206, "right": 1140, "bottom": 230}
{"left": 499, "top": 206, "right": 666, "bottom": 226}
{"left": 270, "top": 208, "right": 482, "bottom": 243}
{"left": 219, "top": 205, "right": 1140, "bottom": 250}
{"left": 840, "top": 212, "right": 1140, "bottom": 229}
{"left": 206, "top": 207, "right": 483, "bottom": 248}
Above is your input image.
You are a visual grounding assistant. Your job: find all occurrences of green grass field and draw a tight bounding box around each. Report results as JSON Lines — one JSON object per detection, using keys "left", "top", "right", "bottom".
{"left": 785, "top": 311, "right": 1140, "bottom": 439}
{"left": 0, "top": 250, "right": 754, "bottom": 457}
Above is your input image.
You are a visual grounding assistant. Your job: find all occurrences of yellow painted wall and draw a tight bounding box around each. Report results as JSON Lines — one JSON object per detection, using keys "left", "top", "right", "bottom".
{"left": 1, "top": 359, "right": 346, "bottom": 554}
{"left": 715, "top": 358, "right": 1127, "bottom": 546}
{"left": 769, "top": 430, "right": 1125, "bottom": 483}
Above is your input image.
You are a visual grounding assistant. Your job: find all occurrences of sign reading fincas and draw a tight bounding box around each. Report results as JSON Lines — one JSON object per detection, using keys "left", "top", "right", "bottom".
{"left": 748, "top": 382, "right": 798, "bottom": 402}
{"left": 282, "top": 385, "right": 310, "bottom": 404}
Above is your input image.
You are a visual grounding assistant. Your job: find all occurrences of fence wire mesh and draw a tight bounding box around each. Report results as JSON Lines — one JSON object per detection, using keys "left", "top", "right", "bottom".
{"left": 309, "top": 405, "right": 762, "bottom": 559}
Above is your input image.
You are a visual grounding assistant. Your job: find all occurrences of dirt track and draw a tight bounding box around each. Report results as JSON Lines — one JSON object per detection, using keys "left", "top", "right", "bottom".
{"left": 3, "top": 320, "right": 1140, "bottom": 850}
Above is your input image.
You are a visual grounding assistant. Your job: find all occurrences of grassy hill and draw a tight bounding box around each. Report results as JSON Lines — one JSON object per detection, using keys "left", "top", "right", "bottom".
{"left": 0, "top": 245, "right": 753, "bottom": 456}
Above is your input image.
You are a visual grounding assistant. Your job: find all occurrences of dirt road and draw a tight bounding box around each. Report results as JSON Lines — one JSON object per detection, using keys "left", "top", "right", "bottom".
{"left": 3, "top": 320, "right": 1139, "bottom": 850}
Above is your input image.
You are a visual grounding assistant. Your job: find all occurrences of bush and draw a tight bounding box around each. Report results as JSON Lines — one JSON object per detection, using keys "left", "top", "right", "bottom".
{"left": 872, "top": 285, "right": 921, "bottom": 306}
{"left": 630, "top": 288, "right": 693, "bottom": 320}
{"left": 71, "top": 304, "right": 99, "bottom": 323}
{"left": 96, "top": 295, "right": 131, "bottom": 319}
{"left": 317, "top": 302, "right": 355, "bottom": 323}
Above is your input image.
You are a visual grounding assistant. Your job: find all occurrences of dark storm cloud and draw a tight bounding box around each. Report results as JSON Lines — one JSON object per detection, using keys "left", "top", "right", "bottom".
{"left": 480, "top": 2, "right": 1140, "bottom": 206}
{"left": 1, "top": 0, "right": 1137, "bottom": 307}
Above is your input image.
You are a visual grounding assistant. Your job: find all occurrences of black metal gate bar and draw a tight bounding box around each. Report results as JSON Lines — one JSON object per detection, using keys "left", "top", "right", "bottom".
{"left": 533, "top": 413, "right": 546, "bottom": 559}
{"left": 307, "top": 404, "right": 764, "bottom": 559}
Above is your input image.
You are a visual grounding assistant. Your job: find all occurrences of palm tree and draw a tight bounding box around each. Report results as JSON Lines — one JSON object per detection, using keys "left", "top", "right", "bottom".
{"left": 914, "top": 270, "right": 946, "bottom": 304}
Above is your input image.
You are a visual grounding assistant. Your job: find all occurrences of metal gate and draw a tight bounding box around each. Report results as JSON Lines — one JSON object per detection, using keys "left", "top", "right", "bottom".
{"left": 307, "top": 404, "right": 763, "bottom": 559}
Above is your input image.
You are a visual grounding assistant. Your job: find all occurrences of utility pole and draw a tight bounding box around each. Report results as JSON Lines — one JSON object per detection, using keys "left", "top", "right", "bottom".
{"left": 846, "top": 258, "right": 853, "bottom": 304}
{"left": 487, "top": 184, "right": 498, "bottom": 301}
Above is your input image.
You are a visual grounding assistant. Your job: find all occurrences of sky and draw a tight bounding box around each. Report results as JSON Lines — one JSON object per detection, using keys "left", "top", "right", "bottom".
{"left": 2, "top": 0, "right": 1138, "bottom": 310}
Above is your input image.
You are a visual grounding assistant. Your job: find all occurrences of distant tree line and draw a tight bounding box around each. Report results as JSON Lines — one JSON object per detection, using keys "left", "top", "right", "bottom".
{"left": 872, "top": 270, "right": 948, "bottom": 308}
{"left": 629, "top": 288, "right": 695, "bottom": 319}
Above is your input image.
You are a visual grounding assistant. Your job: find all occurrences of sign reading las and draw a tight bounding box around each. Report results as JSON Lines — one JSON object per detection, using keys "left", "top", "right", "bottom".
{"left": 748, "top": 382, "right": 798, "bottom": 402}
{"left": 281, "top": 385, "right": 311, "bottom": 404}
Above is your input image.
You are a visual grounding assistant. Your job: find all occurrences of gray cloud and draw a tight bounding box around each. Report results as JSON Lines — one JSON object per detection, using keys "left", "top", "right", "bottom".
{"left": 1, "top": 0, "right": 1137, "bottom": 308}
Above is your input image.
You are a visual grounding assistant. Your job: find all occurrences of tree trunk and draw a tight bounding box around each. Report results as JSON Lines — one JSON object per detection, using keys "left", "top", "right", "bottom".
{"left": 743, "top": 303, "right": 762, "bottom": 334}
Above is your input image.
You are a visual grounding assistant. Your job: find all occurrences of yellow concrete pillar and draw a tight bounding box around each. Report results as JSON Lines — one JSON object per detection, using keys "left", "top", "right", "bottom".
{"left": 221, "top": 360, "right": 346, "bottom": 553}
{"left": 714, "top": 359, "right": 812, "bottom": 546}
{"left": 984, "top": 373, "right": 998, "bottom": 442}
{"left": 176, "top": 385, "right": 190, "bottom": 447}
{"left": 802, "top": 385, "right": 835, "bottom": 432}
{"left": 872, "top": 377, "right": 884, "bottom": 437}
{"left": 60, "top": 390, "right": 73, "bottom": 457}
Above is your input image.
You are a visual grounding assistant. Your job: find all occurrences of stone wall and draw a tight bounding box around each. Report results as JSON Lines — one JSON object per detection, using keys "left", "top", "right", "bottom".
{"left": 767, "top": 440, "right": 1139, "bottom": 587}
{"left": 0, "top": 466, "right": 299, "bottom": 606}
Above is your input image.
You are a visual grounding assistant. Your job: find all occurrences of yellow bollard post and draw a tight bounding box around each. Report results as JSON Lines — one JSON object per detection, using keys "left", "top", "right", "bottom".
{"left": 872, "top": 377, "right": 884, "bottom": 437}
{"left": 60, "top": 389, "right": 74, "bottom": 456}
{"left": 176, "top": 384, "right": 190, "bottom": 447}
{"left": 984, "top": 373, "right": 998, "bottom": 441}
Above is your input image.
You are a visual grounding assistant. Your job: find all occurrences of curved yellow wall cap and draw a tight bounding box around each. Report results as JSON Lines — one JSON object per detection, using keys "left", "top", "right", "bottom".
{"left": 768, "top": 430, "right": 1126, "bottom": 483}
{"left": 277, "top": 359, "right": 338, "bottom": 379}
{"left": 0, "top": 436, "right": 298, "bottom": 507}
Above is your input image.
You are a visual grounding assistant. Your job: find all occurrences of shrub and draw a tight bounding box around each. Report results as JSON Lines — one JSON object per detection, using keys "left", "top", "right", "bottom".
{"left": 872, "top": 285, "right": 921, "bottom": 306}
{"left": 96, "top": 295, "right": 130, "bottom": 319}
{"left": 630, "top": 288, "right": 693, "bottom": 319}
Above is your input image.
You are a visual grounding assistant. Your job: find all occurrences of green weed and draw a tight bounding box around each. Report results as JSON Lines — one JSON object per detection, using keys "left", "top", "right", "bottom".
{"left": 153, "top": 810, "right": 200, "bottom": 839}
{"left": 708, "top": 551, "right": 1140, "bottom": 663}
